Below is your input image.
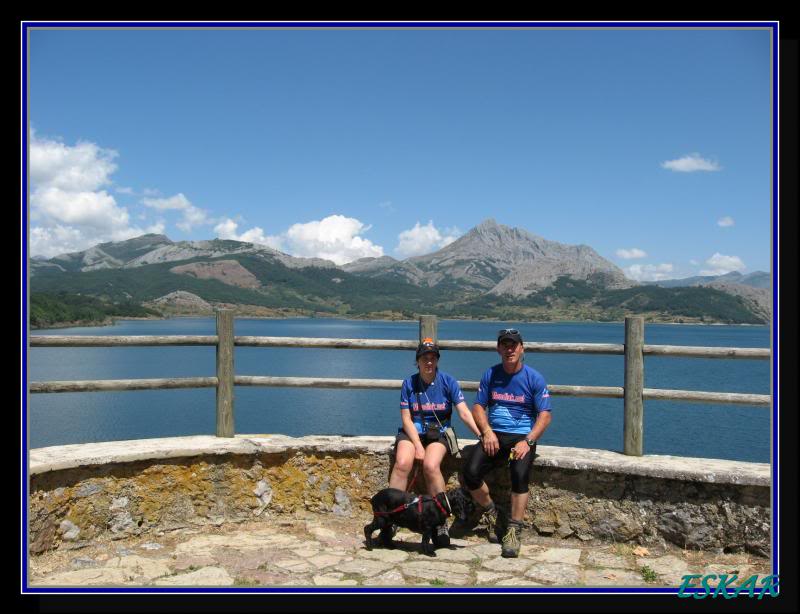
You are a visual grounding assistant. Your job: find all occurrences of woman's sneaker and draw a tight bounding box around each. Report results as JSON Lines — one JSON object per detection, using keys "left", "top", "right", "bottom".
{"left": 501, "top": 520, "right": 523, "bottom": 558}
{"left": 433, "top": 523, "right": 450, "bottom": 548}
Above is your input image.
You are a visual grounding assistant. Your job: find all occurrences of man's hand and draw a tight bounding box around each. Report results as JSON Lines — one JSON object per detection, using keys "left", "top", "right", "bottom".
{"left": 511, "top": 440, "right": 531, "bottom": 461}
{"left": 481, "top": 430, "right": 499, "bottom": 456}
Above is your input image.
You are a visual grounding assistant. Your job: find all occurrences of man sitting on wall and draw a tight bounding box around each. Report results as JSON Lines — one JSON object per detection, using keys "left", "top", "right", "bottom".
{"left": 461, "top": 328, "right": 553, "bottom": 558}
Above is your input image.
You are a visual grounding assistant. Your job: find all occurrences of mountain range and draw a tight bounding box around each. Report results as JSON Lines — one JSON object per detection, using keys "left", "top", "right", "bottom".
{"left": 29, "top": 219, "right": 770, "bottom": 326}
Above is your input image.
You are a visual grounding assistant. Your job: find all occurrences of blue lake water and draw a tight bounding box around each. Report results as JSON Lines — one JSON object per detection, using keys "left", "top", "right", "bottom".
{"left": 27, "top": 318, "right": 772, "bottom": 462}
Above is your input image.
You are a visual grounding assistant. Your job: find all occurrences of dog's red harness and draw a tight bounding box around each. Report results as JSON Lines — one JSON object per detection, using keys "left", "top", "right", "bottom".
{"left": 373, "top": 494, "right": 450, "bottom": 518}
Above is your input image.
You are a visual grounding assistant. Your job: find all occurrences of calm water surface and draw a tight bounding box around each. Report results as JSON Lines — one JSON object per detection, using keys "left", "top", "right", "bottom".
{"left": 28, "top": 318, "right": 772, "bottom": 462}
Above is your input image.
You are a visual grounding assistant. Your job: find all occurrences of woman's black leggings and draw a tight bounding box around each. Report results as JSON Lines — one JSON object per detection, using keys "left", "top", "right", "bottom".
{"left": 462, "top": 431, "right": 535, "bottom": 494}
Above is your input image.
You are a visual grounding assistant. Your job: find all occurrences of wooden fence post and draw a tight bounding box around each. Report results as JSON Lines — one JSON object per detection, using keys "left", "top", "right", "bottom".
{"left": 623, "top": 316, "right": 644, "bottom": 456}
{"left": 216, "top": 309, "right": 235, "bottom": 437}
{"left": 419, "top": 315, "right": 438, "bottom": 344}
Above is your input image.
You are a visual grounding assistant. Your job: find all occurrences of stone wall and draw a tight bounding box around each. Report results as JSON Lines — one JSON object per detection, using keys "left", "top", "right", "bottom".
{"left": 29, "top": 435, "right": 770, "bottom": 557}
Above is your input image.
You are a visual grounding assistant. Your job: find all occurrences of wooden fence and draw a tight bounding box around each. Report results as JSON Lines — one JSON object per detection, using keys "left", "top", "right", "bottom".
{"left": 29, "top": 312, "right": 771, "bottom": 456}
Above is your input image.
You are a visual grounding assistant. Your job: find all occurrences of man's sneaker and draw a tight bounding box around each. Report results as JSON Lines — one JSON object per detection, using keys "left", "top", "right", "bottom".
{"left": 481, "top": 505, "right": 499, "bottom": 543}
{"left": 501, "top": 520, "right": 523, "bottom": 558}
{"left": 433, "top": 523, "right": 450, "bottom": 548}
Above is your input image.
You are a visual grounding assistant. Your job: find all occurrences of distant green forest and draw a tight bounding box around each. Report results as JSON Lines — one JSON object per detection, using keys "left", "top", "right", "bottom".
{"left": 30, "top": 292, "right": 160, "bottom": 328}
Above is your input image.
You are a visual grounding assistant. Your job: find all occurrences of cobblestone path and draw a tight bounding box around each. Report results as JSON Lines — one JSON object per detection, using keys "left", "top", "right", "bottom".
{"left": 29, "top": 512, "right": 771, "bottom": 589}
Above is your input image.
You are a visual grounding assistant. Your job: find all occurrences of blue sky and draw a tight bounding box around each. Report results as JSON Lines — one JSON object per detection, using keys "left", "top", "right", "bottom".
{"left": 26, "top": 24, "right": 774, "bottom": 280}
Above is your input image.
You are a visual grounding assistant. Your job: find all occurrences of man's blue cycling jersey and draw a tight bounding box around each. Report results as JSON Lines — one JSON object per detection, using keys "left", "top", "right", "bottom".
{"left": 474, "top": 363, "right": 552, "bottom": 435}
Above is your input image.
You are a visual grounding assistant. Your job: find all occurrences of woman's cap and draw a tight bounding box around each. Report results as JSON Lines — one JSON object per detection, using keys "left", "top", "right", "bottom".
{"left": 416, "top": 338, "right": 440, "bottom": 359}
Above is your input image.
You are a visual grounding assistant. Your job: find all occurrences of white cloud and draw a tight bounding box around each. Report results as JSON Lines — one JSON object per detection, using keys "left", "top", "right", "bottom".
{"left": 145, "top": 221, "right": 166, "bottom": 235}
{"left": 213, "top": 218, "right": 283, "bottom": 250}
{"left": 661, "top": 153, "right": 722, "bottom": 172}
{"left": 141, "top": 194, "right": 192, "bottom": 210}
{"left": 30, "top": 137, "right": 118, "bottom": 191}
{"left": 699, "top": 253, "right": 745, "bottom": 276}
{"left": 616, "top": 248, "right": 647, "bottom": 259}
{"left": 283, "top": 215, "right": 384, "bottom": 265}
{"left": 625, "top": 263, "right": 674, "bottom": 282}
{"left": 213, "top": 214, "right": 386, "bottom": 264}
{"left": 395, "top": 221, "right": 463, "bottom": 258}
{"left": 717, "top": 216, "right": 735, "bottom": 227}
{"left": 142, "top": 193, "right": 209, "bottom": 232}
{"left": 35, "top": 187, "right": 129, "bottom": 229}
{"left": 29, "top": 134, "right": 152, "bottom": 258}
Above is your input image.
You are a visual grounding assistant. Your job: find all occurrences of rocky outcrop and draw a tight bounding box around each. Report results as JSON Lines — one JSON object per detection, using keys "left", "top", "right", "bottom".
{"left": 703, "top": 281, "right": 771, "bottom": 322}
{"left": 169, "top": 260, "right": 261, "bottom": 289}
{"left": 143, "top": 291, "right": 214, "bottom": 315}
{"left": 408, "top": 219, "right": 632, "bottom": 295}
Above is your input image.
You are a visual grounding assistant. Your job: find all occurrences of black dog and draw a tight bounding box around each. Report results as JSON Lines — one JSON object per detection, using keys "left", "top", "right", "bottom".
{"left": 364, "top": 487, "right": 474, "bottom": 556}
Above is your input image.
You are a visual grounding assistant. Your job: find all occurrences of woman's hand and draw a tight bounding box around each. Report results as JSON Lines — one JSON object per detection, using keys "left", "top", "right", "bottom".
{"left": 414, "top": 442, "right": 426, "bottom": 461}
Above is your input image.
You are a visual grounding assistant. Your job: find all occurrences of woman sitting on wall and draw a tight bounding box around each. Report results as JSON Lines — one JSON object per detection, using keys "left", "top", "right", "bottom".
{"left": 388, "top": 338, "right": 482, "bottom": 547}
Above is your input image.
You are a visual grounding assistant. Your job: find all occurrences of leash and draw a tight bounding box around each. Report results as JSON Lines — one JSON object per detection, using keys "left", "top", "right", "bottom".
{"left": 406, "top": 461, "right": 421, "bottom": 493}
{"left": 373, "top": 496, "right": 421, "bottom": 516}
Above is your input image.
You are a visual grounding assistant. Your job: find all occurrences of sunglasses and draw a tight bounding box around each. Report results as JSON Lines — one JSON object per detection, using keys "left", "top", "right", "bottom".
{"left": 498, "top": 329, "right": 519, "bottom": 336}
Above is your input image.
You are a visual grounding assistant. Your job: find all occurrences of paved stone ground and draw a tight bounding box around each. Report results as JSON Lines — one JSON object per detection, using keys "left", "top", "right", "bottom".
{"left": 28, "top": 511, "right": 772, "bottom": 589}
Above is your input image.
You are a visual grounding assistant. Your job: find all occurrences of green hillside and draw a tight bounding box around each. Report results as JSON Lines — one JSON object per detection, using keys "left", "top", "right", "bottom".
{"left": 30, "top": 292, "right": 160, "bottom": 328}
{"left": 30, "top": 254, "right": 769, "bottom": 326}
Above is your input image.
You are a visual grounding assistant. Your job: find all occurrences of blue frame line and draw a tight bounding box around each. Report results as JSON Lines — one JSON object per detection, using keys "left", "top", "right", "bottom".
{"left": 20, "top": 19, "right": 780, "bottom": 597}
{"left": 22, "top": 21, "right": 777, "bottom": 29}
{"left": 770, "top": 22, "right": 779, "bottom": 579}
{"left": 21, "top": 21, "right": 30, "bottom": 591}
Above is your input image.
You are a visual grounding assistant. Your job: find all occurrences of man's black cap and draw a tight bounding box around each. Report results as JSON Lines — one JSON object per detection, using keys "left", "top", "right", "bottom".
{"left": 497, "top": 329, "right": 523, "bottom": 344}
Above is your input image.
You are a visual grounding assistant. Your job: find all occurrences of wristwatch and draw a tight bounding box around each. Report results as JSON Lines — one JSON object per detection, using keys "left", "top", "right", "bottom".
{"left": 526, "top": 438, "right": 537, "bottom": 447}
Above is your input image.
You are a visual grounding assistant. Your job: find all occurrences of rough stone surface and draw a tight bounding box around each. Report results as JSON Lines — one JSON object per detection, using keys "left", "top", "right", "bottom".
{"left": 524, "top": 562, "right": 582, "bottom": 585}
{"left": 312, "top": 573, "right": 358, "bottom": 586}
{"left": 154, "top": 566, "right": 234, "bottom": 586}
{"left": 27, "top": 514, "right": 772, "bottom": 589}
{"left": 29, "top": 435, "right": 770, "bottom": 557}
{"left": 362, "top": 569, "right": 407, "bottom": 586}
{"left": 481, "top": 557, "right": 533, "bottom": 574}
{"left": 37, "top": 567, "right": 131, "bottom": 586}
{"left": 637, "top": 554, "right": 693, "bottom": 584}
{"left": 104, "top": 555, "right": 172, "bottom": 581}
{"left": 584, "top": 551, "right": 635, "bottom": 570}
{"left": 337, "top": 558, "right": 394, "bottom": 577}
{"left": 583, "top": 568, "right": 645, "bottom": 586}
{"left": 529, "top": 547, "right": 582, "bottom": 565}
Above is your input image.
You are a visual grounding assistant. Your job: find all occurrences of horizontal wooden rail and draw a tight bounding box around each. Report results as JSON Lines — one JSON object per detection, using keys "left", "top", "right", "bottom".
{"left": 642, "top": 345, "right": 770, "bottom": 359}
{"left": 29, "top": 377, "right": 218, "bottom": 393}
{"left": 234, "top": 337, "right": 418, "bottom": 350}
{"left": 31, "top": 335, "right": 770, "bottom": 360}
{"left": 30, "top": 336, "right": 218, "bottom": 347}
{"left": 642, "top": 388, "right": 771, "bottom": 406}
{"left": 439, "top": 341, "right": 626, "bottom": 354}
{"left": 27, "top": 314, "right": 773, "bottom": 455}
{"left": 30, "top": 375, "right": 770, "bottom": 407}
{"left": 234, "top": 376, "right": 403, "bottom": 389}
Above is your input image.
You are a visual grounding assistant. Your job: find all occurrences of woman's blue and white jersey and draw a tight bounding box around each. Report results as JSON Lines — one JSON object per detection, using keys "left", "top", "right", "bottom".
{"left": 399, "top": 371, "right": 465, "bottom": 435}
{"left": 474, "top": 364, "right": 552, "bottom": 435}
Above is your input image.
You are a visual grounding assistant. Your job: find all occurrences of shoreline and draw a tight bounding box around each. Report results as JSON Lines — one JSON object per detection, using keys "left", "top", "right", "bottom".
{"left": 29, "top": 312, "right": 770, "bottom": 332}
